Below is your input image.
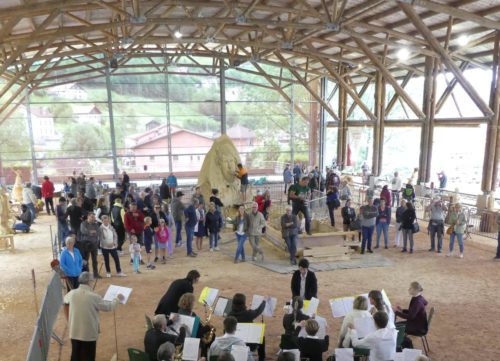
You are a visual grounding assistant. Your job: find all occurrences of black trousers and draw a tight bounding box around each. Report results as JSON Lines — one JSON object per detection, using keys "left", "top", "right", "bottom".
{"left": 78, "top": 242, "right": 99, "bottom": 276}
{"left": 45, "top": 197, "right": 55, "bottom": 215}
{"left": 113, "top": 225, "right": 125, "bottom": 251}
{"left": 71, "top": 339, "right": 96, "bottom": 361}
{"left": 66, "top": 276, "right": 79, "bottom": 292}
{"left": 102, "top": 248, "right": 121, "bottom": 273}
{"left": 249, "top": 337, "right": 266, "bottom": 361}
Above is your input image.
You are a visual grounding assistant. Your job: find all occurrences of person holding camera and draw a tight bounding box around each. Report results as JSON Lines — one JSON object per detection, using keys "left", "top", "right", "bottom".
{"left": 425, "top": 197, "right": 447, "bottom": 253}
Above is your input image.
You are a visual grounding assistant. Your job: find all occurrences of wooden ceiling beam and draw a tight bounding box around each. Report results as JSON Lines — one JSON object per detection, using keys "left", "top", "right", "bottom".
{"left": 353, "top": 36, "right": 425, "bottom": 119}
{"left": 399, "top": 2, "right": 493, "bottom": 117}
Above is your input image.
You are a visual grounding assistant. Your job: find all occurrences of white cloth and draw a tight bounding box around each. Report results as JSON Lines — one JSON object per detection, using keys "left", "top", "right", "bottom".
{"left": 63, "top": 284, "right": 119, "bottom": 341}
{"left": 300, "top": 271, "right": 307, "bottom": 299}
{"left": 349, "top": 327, "right": 397, "bottom": 361}
{"left": 22, "top": 187, "right": 37, "bottom": 204}
{"left": 391, "top": 177, "right": 402, "bottom": 192}
{"left": 339, "top": 309, "right": 373, "bottom": 348}
{"left": 99, "top": 224, "right": 116, "bottom": 249}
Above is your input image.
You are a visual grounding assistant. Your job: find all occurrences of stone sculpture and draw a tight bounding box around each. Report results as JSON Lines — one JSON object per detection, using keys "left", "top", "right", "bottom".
{"left": 197, "top": 134, "right": 242, "bottom": 206}
{"left": 13, "top": 169, "right": 23, "bottom": 203}
{"left": 0, "top": 185, "right": 11, "bottom": 235}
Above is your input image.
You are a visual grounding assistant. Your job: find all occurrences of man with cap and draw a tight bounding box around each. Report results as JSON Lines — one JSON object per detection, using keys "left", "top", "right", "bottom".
{"left": 425, "top": 197, "right": 447, "bottom": 253}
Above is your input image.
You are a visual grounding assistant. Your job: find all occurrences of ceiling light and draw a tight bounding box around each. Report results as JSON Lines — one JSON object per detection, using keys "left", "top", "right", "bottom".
{"left": 397, "top": 48, "right": 410, "bottom": 61}
{"left": 174, "top": 31, "right": 182, "bottom": 39}
{"left": 457, "top": 35, "right": 469, "bottom": 47}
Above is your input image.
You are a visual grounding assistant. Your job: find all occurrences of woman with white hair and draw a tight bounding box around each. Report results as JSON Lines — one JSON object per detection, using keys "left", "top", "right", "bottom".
{"left": 281, "top": 205, "right": 299, "bottom": 265}
{"left": 59, "top": 236, "right": 83, "bottom": 290}
{"left": 447, "top": 203, "right": 466, "bottom": 258}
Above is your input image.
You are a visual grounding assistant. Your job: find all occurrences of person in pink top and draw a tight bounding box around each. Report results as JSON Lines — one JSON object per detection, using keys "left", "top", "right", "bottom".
{"left": 155, "top": 219, "right": 171, "bottom": 263}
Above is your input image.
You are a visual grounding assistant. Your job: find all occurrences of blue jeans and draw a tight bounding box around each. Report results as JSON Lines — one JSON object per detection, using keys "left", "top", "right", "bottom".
{"left": 185, "top": 225, "right": 194, "bottom": 255}
{"left": 235, "top": 233, "right": 247, "bottom": 261}
{"left": 292, "top": 202, "right": 311, "bottom": 233}
{"left": 13, "top": 223, "right": 30, "bottom": 232}
{"left": 361, "top": 225, "right": 374, "bottom": 252}
{"left": 58, "top": 221, "right": 70, "bottom": 247}
{"left": 449, "top": 232, "right": 464, "bottom": 253}
{"left": 284, "top": 234, "right": 297, "bottom": 263}
{"left": 376, "top": 222, "right": 389, "bottom": 247}
{"left": 175, "top": 219, "right": 182, "bottom": 244}
{"left": 209, "top": 231, "right": 218, "bottom": 248}
{"left": 25, "top": 202, "right": 36, "bottom": 220}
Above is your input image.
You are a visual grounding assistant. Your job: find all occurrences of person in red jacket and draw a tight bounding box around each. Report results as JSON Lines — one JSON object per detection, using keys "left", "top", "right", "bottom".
{"left": 41, "top": 176, "right": 55, "bottom": 215}
{"left": 124, "top": 202, "right": 145, "bottom": 245}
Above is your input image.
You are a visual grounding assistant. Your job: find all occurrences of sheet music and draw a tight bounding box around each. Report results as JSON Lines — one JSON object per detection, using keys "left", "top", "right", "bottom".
{"left": 170, "top": 313, "right": 199, "bottom": 337}
{"left": 381, "top": 289, "right": 392, "bottom": 309}
{"left": 182, "top": 337, "right": 200, "bottom": 361}
{"left": 303, "top": 297, "right": 319, "bottom": 316}
{"left": 298, "top": 315, "right": 327, "bottom": 339}
{"left": 198, "top": 287, "right": 219, "bottom": 307}
{"left": 330, "top": 297, "right": 355, "bottom": 318}
{"left": 354, "top": 317, "right": 376, "bottom": 338}
{"left": 251, "top": 295, "right": 277, "bottom": 317}
{"left": 214, "top": 297, "right": 230, "bottom": 317}
{"left": 335, "top": 348, "right": 354, "bottom": 361}
{"left": 103, "top": 285, "right": 132, "bottom": 304}
{"left": 402, "top": 349, "right": 422, "bottom": 361}
{"left": 235, "top": 323, "right": 265, "bottom": 344}
{"left": 231, "top": 345, "right": 250, "bottom": 361}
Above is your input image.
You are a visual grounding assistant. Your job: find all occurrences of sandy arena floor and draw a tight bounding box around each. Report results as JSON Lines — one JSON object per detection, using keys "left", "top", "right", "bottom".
{"left": 1, "top": 213, "right": 500, "bottom": 361}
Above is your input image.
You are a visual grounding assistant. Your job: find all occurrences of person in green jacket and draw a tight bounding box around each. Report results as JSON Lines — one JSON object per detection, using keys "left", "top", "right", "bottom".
{"left": 447, "top": 203, "right": 466, "bottom": 258}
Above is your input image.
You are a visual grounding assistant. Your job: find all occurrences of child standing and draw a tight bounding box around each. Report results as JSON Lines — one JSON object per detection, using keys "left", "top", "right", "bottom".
{"left": 155, "top": 219, "right": 170, "bottom": 263}
{"left": 143, "top": 217, "right": 156, "bottom": 270}
{"left": 194, "top": 202, "right": 206, "bottom": 251}
{"left": 129, "top": 235, "right": 142, "bottom": 274}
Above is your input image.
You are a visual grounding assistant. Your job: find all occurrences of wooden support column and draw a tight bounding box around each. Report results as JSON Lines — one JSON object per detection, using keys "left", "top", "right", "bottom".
{"left": 337, "top": 65, "right": 347, "bottom": 168}
{"left": 309, "top": 79, "right": 320, "bottom": 166}
{"left": 418, "top": 56, "right": 437, "bottom": 184}
{"left": 482, "top": 32, "right": 500, "bottom": 192}
{"left": 373, "top": 72, "right": 385, "bottom": 177}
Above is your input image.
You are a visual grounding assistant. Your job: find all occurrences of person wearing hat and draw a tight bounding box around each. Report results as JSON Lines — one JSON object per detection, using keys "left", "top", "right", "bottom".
{"left": 425, "top": 196, "right": 447, "bottom": 253}
{"left": 171, "top": 190, "right": 185, "bottom": 247}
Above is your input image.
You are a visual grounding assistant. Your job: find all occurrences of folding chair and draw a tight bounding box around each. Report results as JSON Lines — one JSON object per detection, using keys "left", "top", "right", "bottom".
{"left": 128, "top": 348, "right": 150, "bottom": 361}
{"left": 353, "top": 347, "right": 370, "bottom": 361}
{"left": 396, "top": 323, "right": 406, "bottom": 352}
{"left": 419, "top": 307, "right": 434, "bottom": 355}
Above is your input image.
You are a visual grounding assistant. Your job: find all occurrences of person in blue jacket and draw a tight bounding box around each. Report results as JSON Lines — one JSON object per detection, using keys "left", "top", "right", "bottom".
{"left": 60, "top": 236, "right": 83, "bottom": 291}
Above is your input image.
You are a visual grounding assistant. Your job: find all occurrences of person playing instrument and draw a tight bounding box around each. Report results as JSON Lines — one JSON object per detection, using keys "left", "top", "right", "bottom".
{"left": 281, "top": 296, "right": 310, "bottom": 349}
{"left": 338, "top": 295, "right": 372, "bottom": 348}
{"left": 209, "top": 316, "right": 253, "bottom": 361}
{"left": 155, "top": 270, "right": 200, "bottom": 316}
{"left": 296, "top": 319, "right": 329, "bottom": 361}
{"left": 144, "top": 314, "right": 186, "bottom": 361}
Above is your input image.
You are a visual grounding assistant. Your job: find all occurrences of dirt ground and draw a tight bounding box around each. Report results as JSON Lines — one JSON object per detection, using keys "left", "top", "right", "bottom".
{"left": 1, "top": 213, "right": 500, "bottom": 361}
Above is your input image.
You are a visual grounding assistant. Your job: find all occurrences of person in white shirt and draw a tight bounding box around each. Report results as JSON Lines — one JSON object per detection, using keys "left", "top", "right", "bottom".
{"left": 208, "top": 316, "right": 253, "bottom": 361}
{"left": 22, "top": 183, "right": 38, "bottom": 220}
{"left": 368, "top": 290, "right": 395, "bottom": 329}
{"left": 338, "top": 295, "right": 372, "bottom": 348}
{"left": 348, "top": 311, "right": 397, "bottom": 361}
{"left": 390, "top": 172, "right": 402, "bottom": 208}
{"left": 63, "top": 272, "right": 124, "bottom": 361}
{"left": 98, "top": 215, "right": 126, "bottom": 278}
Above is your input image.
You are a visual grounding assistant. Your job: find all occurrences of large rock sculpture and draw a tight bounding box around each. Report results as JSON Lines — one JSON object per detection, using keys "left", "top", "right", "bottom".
{"left": 13, "top": 170, "right": 23, "bottom": 203}
{"left": 0, "top": 185, "right": 11, "bottom": 235}
{"left": 198, "top": 134, "right": 242, "bottom": 206}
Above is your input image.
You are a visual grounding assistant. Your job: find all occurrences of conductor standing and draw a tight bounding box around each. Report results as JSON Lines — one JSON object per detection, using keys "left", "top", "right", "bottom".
{"left": 154, "top": 270, "right": 201, "bottom": 316}
{"left": 291, "top": 258, "right": 318, "bottom": 300}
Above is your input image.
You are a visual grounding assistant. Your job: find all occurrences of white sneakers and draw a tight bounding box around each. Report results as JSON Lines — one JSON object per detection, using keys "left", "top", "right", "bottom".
{"left": 117, "top": 272, "right": 127, "bottom": 277}
{"left": 446, "top": 252, "right": 464, "bottom": 259}
{"left": 459, "top": 253, "right": 464, "bottom": 259}
{"left": 209, "top": 248, "right": 214, "bottom": 252}
{"left": 214, "top": 247, "right": 220, "bottom": 251}
{"left": 106, "top": 273, "right": 111, "bottom": 278}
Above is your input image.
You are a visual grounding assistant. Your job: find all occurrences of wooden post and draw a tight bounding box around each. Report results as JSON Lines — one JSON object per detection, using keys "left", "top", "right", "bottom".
{"left": 418, "top": 56, "right": 436, "bottom": 184}
{"left": 373, "top": 72, "right": 385, "bottom": 176}
{"left": 309, "top": 79, "right": 320, "bottom": 166}
{"left": 482, "top": 32, "right": 500, "bottom": 192}
{"left": 337, "top": 65, "right": 347, "bottom": 168}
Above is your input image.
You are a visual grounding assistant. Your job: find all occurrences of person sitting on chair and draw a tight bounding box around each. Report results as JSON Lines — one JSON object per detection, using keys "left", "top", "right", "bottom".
{"left": 144, "top": 314, "right": 186, "bottom": 361}
{"left": 338, "top": 295, "right": 372, "bottom": 348}
{"left": 157, "top": 341, "right": 175, "bottom": 361}
{"left": 281, "top": 296, "right": 310, "bottom": 349}
{"left": 228, "top": 293, "right": 266, "bottom": 361}
{"left": 209, "top": 316, "right": 253, "bottom": 361}
{"left": 291, "top": 258, "right": 318, "bottom": 300}
{"left": 12, "top": 204, "right": 33, "bottom": 233}
{"left": 296, "top": 319, "right": 329, "bottom": 361}
{"left": 348, "top": 311, "right": 397, "bottom": 361}
{"left": 393, "top": 281, "right": 428, "bottom": 349}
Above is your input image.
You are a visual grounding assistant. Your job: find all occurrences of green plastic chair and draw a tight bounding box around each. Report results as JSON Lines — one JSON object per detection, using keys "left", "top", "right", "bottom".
{"left": 145, "top": 314, "right": 153, "bottom": 330}
{"left": 353, "top": 347, "right": 370, "bottom": 361}
{"left": 396, "top": 323, "right": 406, "bottom": 352}
{"left": 128, "top": 348, "right": 150, "bottom": 361}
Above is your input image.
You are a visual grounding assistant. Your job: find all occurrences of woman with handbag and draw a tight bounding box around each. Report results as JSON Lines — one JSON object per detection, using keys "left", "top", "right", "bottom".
{"left": 326, "top": 186, "right": 340, "bottom": 227}
{"left": 401, "top": 202, "right": 417, "bottom": 254}
{"left": 447, "top": 203, "right": 466, "bottom": 258}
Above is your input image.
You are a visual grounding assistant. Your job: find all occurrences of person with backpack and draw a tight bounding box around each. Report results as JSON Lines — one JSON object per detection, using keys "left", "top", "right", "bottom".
{"left": 110, "top": 198, "right": 126, "bottom": 254}
{"left": 402, "top": 182, "right": 416, "bottom": 203}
